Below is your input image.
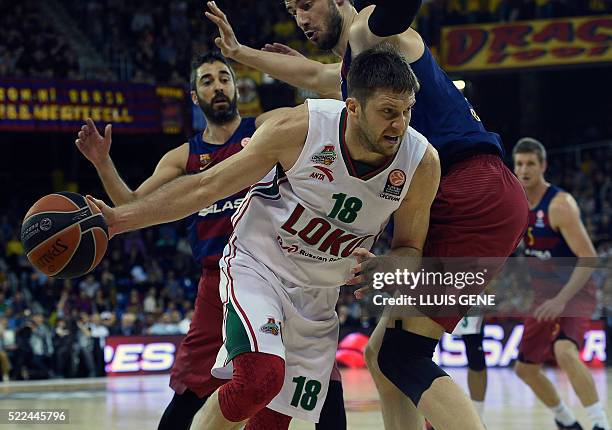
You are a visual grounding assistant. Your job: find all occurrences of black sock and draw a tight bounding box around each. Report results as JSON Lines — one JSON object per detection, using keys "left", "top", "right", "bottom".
{"left": 316, "top": 380, "right": 346, "bottom": 430}
{"left": 157, "top": 390, "right": 209, "bottom": 430}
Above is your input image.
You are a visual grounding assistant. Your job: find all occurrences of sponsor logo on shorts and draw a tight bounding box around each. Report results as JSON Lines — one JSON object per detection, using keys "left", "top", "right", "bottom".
{"left": 260, "top": 318, "right": 280, "bottom": 336}
{"left": 309, "top": 165, "right": 334, "bottom": 182}
{"left": 379, "top": 169, "right": 406, "bottom": 201}
{"left": 311, "top": 145, "right": 337, "bottom": 166}
{"left": 39, "top": 218, "right": 52, "bottom": 231}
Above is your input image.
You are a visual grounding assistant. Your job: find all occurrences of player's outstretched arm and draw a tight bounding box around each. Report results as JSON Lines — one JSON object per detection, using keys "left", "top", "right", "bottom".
{"left": 75, "top": 118, "right": 187, "bottom": 205}
{"left": 534, "top": 193, "right": 598, "bottom": 321}
{"left": 255, "top": 107, "right": 295, "bottom": 128}
{"left": 89, "top": 105, "right": 309, "bottom": 237}
{"left": 204, "top": 1, "right": 341, "bottom": 98}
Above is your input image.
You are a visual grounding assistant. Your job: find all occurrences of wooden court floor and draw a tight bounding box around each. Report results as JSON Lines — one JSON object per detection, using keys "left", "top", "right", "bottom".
{"left": 0, "top": 367, "right": 609, "bottom": 429}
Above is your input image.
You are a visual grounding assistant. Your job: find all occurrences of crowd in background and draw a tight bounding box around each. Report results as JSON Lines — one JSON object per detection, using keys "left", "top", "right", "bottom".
{"left": 0, "top": 2, "right": 81, "bottom": 80}
{"left": 1, "top": 0, "right": 611, "bottom": 84}
{"left": 549, "top": 145, "right": 612, "bottom": 247}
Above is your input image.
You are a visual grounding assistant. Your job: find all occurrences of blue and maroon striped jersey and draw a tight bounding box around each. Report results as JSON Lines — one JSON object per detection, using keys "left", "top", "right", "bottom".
{"left": 185, "top": 117, "right": 256, "bottom": 268}
{"left": 341, "top": 43, "right": 503, "bottom": 169}
{"left": 524, "top": 185, "right": 576, "bottom": 283}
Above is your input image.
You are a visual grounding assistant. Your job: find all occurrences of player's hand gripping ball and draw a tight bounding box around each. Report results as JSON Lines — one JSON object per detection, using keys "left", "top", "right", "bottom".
{"left": 21, "top": 192, "right": 108, "bottom": 278}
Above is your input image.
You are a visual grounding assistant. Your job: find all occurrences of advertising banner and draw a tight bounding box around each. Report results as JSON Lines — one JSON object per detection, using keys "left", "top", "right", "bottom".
{"left": 441, "top": 16, "right": 612, "bottom": 72}
{"left": 0, "top": 79, "right": 185, "bottom": 134}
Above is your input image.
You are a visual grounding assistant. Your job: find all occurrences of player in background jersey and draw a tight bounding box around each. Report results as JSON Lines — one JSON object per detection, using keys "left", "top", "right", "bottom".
{"left": 513, "top": 138, "right": 610, "bottom": 430}
{"left": 87, "top": 46, "right": 451, "bottom": 430}
{"left": 74, "top": 52, "right": 306, "bottom": 430}
{"left": 204, "top": 1, "right": 527, "bottom": 428}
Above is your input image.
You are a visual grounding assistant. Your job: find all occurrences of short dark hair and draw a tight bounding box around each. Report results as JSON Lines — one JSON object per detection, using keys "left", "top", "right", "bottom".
{"left": 513, "top": 137, "right": 547, "bottom": 164}
{"left": 284, "top": 0, "right": 354, "bottom": 9}
{"left": 347, "top": 45, "right": 419, "bottom": 104}
{"left": 190, "top": 52, "right": 236, "bottom": 91}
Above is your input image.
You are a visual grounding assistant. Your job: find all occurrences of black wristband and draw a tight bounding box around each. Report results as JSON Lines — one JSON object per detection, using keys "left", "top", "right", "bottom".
{"left": 368, "top": 0, "right": 422, "bottom": 38}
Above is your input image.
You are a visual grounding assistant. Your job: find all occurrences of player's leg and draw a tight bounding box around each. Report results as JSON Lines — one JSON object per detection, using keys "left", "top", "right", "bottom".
{"left": 365, "top": 314, "right": 423, "bottom": 430}
{"left": 463, "top": 332, "right": 487, "bottom": 417}
{"left": 161, "top": 270, "right": 226, "bottom": 429}
{"left": 412, "top": 155, "right": 527, "bottom": 428}
{"left": 555, "top": 339, "right": 598, "bottom": 406}
{"left": 515, "top": 360, "right": 583, "bottom": 429}
{"left": 376, "top": 316, "right": 484, "bottom": 430}
{"left": 191, "top": 352, "right": 286, "bottom": 430}
{"left": 515, "top": 318, "right": 581, "bottom": 428}
{"left": 245, "top": 407, "right": 292, "bottom": 430}
{"left": 554, "top": 324, "right": 610, "bottom": 430}
{"left": 192, "top": 249, "right": 298, "bottom": 430}
{"left": 515, "top": 361, "right": 562, "bottom": 406}
{"left": 316, "top": 362, "right": 347, "bottom": 430}
{"left": 157, "top": 390, "right": 209, "bottom": 430}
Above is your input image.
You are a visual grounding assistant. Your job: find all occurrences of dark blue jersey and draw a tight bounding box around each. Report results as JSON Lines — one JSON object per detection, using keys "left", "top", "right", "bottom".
{"left": 524, "top": 185, "right": 576, "bottom": 284}
{"left": 185, "top": 117, "right": 256, "bottom": 268}
{"left": 341, "top": 43, "right": 504, "bottom": 169}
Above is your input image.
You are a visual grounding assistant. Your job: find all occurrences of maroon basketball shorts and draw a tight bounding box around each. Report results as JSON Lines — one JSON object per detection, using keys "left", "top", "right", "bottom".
{"left": 170, "top": 268, "right": 225, "bottom": 397}
{"left": 518, "top": 317, "right": 591, "bottom": 364}
{"left": 423, "top": 154, "right": 529, "bottom": 333}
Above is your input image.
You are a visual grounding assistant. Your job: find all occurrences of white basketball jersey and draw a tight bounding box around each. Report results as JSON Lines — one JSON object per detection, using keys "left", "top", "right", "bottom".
{"left": 226, "top": 99, "right": 428, "bottom": 288}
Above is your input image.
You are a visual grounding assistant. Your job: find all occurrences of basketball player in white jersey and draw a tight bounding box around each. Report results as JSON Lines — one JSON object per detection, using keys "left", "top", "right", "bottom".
{"left": 89, "top": 47, "right": 447, "bottom": 429}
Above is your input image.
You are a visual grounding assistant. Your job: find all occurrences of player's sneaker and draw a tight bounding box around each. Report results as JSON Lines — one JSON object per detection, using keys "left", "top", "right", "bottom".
{"left": 555, "top": 420, "right": 583, "bottom": 430}
{"left": 592, "top": 427, "right": 606, "bottom": 430}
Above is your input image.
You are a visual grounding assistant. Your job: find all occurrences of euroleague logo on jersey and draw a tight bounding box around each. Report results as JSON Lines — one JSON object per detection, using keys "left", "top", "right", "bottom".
{"left": 380, "top": 169, "right": 406, "bottom": 201}
{"left": 389, "top": 170, "right": 406, "bottom": 187}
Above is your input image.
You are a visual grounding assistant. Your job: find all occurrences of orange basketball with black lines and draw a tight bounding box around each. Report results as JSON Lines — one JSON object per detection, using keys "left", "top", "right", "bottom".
{"left": 21, "top": 192, "right": 108, "bottom": 279}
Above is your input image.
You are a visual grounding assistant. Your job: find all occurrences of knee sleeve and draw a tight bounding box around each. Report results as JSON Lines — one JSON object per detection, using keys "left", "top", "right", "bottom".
{"left": 218, "top": 352, "right": 285, "bottom": 422}
{"left": 245, "top": 407, "right": 291, "bottom": 430}
{"left": 463, "top": 333, "right": 486, "bottom": 372}
{"left": 157, "top": 390, "right": 208, "bottom": 430}
{"left": 377, "top": 328, "right": 448, "bottom": 406}
{"left": 316, "top": 380, "right": 346, "bottom": 430}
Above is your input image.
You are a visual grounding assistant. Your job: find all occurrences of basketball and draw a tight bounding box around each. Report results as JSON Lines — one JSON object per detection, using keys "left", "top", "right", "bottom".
{"left": 20, "top": 192, "right": 108, "bottom": 279}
